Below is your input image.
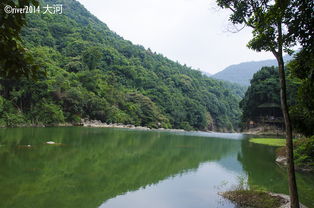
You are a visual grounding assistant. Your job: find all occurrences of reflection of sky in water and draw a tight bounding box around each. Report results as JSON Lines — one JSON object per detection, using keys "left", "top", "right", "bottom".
{"left": 150, "top": 130, "right": 246, "bottom": 140}
{"left": 100, "top": 159, "right": 244, "bottom": 208}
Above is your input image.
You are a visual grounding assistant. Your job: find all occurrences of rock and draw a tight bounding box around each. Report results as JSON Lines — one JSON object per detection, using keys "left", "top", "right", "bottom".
{"left": 276, "top": 156, "right": 313, "bottom": 172}
{"left": 276, "top": 156, "right": 287, "bottom": 166}
{"left": 46, "top": 141, "right": 56, "bottom": 144}
{"left": 269, "top": 193, "right": 308, "bottom": 208}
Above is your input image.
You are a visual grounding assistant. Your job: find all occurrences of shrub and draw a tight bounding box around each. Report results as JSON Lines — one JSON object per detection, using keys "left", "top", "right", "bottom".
{"left": 294, "top": 136, "right": 314, "bottom": 168}
{"left": 33, "top": 102, "right": 65, "bottom": 125}
{"left": 3, "top": 112, "right": 25, "bottom": 127}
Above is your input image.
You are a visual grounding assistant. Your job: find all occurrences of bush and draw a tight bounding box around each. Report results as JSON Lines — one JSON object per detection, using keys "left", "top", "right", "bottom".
{"left": 276, "top": 136, "right": 314, "bottom": 170}
{"left": 294, "top": 136, "right": 314, "bottom": 168}
{"left": 3, "top": 112, "right": 25, "bottom": 127}
{"left": 1, "top": 98, "right": 26, "bottom": 127}
{"left": 33, "top": 102, "right": 65, "bottom": 125}
{"left": 0, "top": 96, "right": 4, "bottom": 113}
{"left": 179, "top": 122, "right": 194, "bottom": 131}
{"left": 66, "top": 114, "right": 81, "bottom": 124}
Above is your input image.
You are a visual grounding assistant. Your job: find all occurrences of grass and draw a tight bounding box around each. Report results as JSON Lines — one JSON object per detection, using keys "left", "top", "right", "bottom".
{"left": 220, "top": 176, "right": 288, "bottom": 208}
{"left": 222, "top": 190, "right": 286, "bottom": 208}
{"left": 249, "top": 138, "right": 286, "bottom": 147}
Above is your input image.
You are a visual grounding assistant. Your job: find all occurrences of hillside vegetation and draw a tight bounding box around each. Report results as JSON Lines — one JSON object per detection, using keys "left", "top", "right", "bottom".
{"left": 0, "top": 0, "right": 246, "bottom": 131}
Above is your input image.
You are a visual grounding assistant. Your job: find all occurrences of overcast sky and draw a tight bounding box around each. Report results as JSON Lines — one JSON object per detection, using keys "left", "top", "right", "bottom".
{"left": 77, "top": 0, "right": 275, "bottom": 74}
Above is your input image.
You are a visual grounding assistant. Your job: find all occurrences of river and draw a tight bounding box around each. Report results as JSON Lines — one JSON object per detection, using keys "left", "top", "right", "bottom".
{"left": 0, "top": 127, "right": 313, "bottom": 208}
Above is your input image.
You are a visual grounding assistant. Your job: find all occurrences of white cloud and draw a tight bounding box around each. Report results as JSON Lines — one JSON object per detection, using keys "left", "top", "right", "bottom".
{"left": 77, "top": 0, "right": 275, "bottom": 74}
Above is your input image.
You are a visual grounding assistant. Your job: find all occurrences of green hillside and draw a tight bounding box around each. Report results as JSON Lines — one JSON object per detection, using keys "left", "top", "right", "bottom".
{"left": 0, "top": 0, "right": 245, "bottom": 131}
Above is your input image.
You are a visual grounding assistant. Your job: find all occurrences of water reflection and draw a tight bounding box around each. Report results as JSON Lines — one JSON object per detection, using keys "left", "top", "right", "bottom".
{"left": 99, "top": 130, "right": 244, "bottom": 208}
{"left": 0, "top": 127, "right": 243, "bottom": 208}
{"left": 0, "top": 128, "right": 313, "bottom": 208}
{"left": 239, "top": 139, "right": 314, "bottom": 208}
{"left": 100, "top": 163, "right": 239, "bottom": 208}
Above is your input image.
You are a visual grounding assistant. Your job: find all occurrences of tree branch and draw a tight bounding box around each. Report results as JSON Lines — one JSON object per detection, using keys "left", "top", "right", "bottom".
{"left": 226, "top": 5, "right": 255, "bottom": 29}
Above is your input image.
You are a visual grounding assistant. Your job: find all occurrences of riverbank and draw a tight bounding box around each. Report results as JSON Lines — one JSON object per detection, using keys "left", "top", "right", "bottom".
{"left": 247, "top": 136, "right": 314, "bottom": 172}
{"left": 0, "top": 118, "right": 242, "bottom": 133}
{"left": 83, "top": 120, "right": 190, "bottom": 132}
{"left": 276, "top": 136, "right": 314, "bottom": 172}
{"left": 82, "top": 120, "right": 151, "bottom": 130}
{"left": 0, "top": 120, "right": 188, "bottom": 132}
{"left": 242, "top": 126, "right": 285, "bottom": 136}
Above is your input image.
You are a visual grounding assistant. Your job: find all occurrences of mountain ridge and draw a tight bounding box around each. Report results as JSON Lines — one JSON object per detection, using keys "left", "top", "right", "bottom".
{"left": 211, "top": 55, "right": 292, "bottom": 86}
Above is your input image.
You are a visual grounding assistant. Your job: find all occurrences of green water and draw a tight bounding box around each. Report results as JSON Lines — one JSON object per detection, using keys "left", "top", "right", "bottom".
{"left": 0, "top": 127, "right": 313, "bottom": 208}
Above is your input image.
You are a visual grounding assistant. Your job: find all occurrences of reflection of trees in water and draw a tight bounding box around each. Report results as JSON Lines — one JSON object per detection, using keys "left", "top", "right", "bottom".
{"left": 0, "top": 127, "right": 240, "bottom": 208}
{"left": 238, "top": 140, "right": 314, "bottom": 207}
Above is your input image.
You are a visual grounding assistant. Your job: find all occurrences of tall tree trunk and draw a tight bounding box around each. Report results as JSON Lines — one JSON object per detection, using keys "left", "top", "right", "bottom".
{"left": 275, "top": 53, "right": 300, "bottom": 208}
{"left": 274, "top": 17, "right": 300, "bottom": 207}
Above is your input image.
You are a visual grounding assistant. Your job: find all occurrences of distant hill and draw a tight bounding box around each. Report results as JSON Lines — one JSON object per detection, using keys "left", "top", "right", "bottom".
{"left": 211, "top": 55, "right": 292, "bottom": 86}
{"left": 202, "top": 71, "right": 212, "bottom": 77}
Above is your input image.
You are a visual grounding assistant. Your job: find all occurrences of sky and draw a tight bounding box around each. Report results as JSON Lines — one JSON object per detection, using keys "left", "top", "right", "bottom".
{"left": 77, "top": 0, "right": 275, "bottom": 74}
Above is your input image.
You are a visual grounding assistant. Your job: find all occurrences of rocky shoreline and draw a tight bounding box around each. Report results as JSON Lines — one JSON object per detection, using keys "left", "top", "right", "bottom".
{"left": 82, "top": 120, "right": 187, "bottom": 132}
{"left": 275, "top": 155, "right": 314, "bottom": 172}
{"left": 275, "top": 144, "right": 314, "bottom": 172}
{"left": 0, "top": 119, "right": 187, "bottom": 132}
{"left": 242, "top": 126, "right": 285, "bottom": 136}
{"left": 270, "top": 193, "right": 308, "bottom": 208}
{"left": 83, "top": 120, "right": 149, "bottom": 130}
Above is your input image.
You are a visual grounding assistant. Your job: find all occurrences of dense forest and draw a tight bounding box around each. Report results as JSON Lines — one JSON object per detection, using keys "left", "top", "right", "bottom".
{"left": 0, "top": 0, "right": 246, "bottom": 131}
{"left": 240, "top": 53, "right": 314, "bottom": 137}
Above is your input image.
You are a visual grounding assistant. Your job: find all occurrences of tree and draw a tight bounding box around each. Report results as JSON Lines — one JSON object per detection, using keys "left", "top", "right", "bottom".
{"left": 82, "top": 46, "right": 103, "bottom": 70}
{"left": 286, "top": 1, "right": 314, "bottom": 53}
{"left": 216, "top": 0, "right": 313, "bottom": 207}
{"left": 33, "top": 101, "right": 65, "bottom": 125}
{"left": 240, "top": 67, "right": 281, "bottom": 123}
{"left": 289, "top": 49, "right": 314, "bottom": 136}
{"left": 0, "top": 0, "right": 40, "bottom": 78}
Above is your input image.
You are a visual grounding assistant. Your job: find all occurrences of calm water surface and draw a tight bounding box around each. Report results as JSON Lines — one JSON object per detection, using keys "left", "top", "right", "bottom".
{"left": 0, "top": 127, "right": 313, "bottom": 208}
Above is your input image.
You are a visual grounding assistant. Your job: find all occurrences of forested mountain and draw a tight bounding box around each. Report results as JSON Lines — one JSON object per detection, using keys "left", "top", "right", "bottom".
{"left": 212, "top": 55, "right": 292, "bottom": 86}
{"left": 239, "top": 63, "right": 314, "bottom": 136}
{"left": 0, "top": 0, "right": 246, "bottom": 131}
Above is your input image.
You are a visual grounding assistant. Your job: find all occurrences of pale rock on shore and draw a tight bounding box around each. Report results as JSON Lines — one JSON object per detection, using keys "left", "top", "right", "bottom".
{"left": 82, "top": 120, "right": 186, "bottom": 132}
{"left": 269, "top": 193, "right": 308, "bottom": 208}
{"left": 83, "top": 120, "right": 150, "bottom": 130}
